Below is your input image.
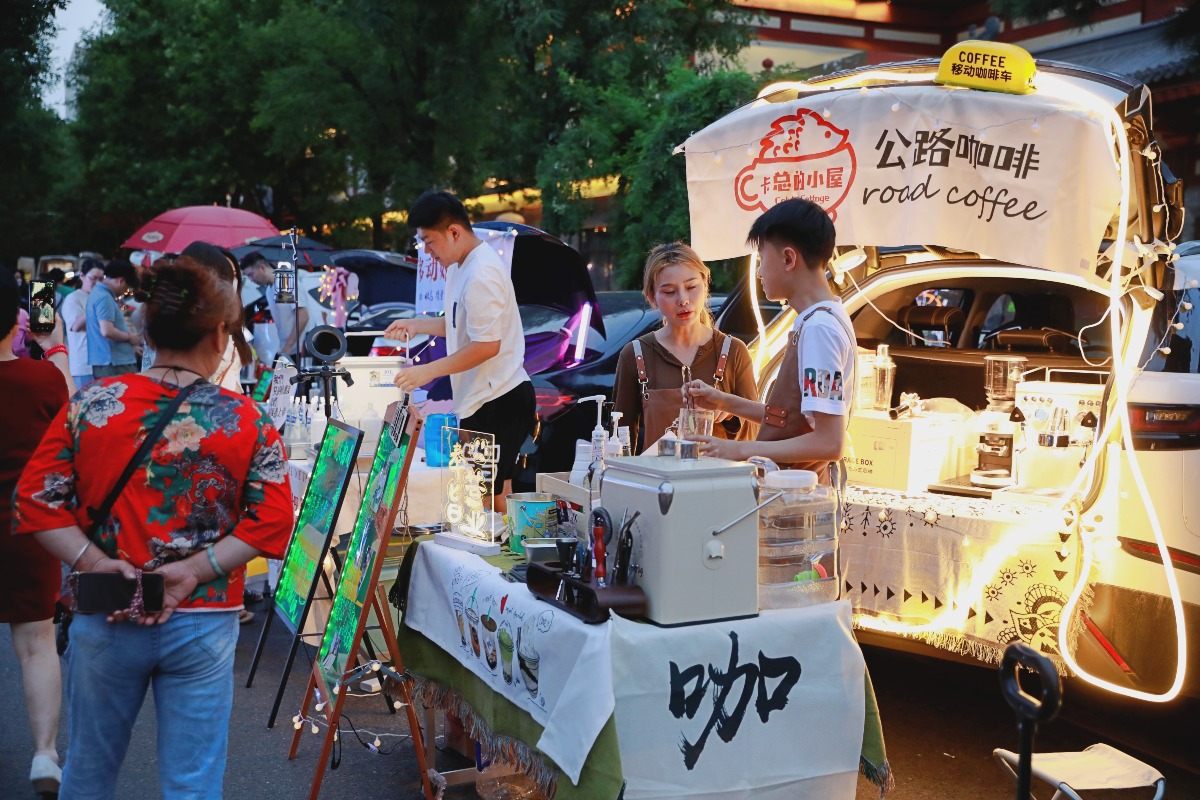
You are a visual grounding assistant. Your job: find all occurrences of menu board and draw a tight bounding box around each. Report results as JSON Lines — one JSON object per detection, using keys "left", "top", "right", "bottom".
{"left": 316, "top": 399, "right": 420, "bottom": 693}
{"left": 274, "top": 420, "right": 363, "bottom": 634}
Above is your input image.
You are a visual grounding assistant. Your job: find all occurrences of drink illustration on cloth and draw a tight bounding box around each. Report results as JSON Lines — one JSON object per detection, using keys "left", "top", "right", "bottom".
{"left": 466, "top": 608, "right": 481, "bottom": 658}
{"left": 481, "top": 614, "right": 499, "bottom": 669}
{"left": 453, "top": 595, "right": 466, "bottom": 646}
{"left": 498, "top": 623, "right": 515, "bottom": 684}
{"left": 518, "top": 622, "right": 540, "bottom": 698}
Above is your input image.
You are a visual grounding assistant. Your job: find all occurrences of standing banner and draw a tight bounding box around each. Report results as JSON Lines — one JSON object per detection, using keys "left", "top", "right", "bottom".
{"left": 610, "top": 602, "right": 865, "bottom": 799}
{"left": 245, "top": 420, "right": 363, "bottom": 729}
{"left": 266, "top": 358, "right": 299, "bottom": 428}
{"left": 681, "top": 84, "right": 1120, "bottom": 279}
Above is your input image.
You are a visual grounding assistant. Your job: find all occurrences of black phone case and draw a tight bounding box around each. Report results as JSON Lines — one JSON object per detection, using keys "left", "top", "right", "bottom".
{"left": 75, "top": 572, "right": 165, "bottom": 615}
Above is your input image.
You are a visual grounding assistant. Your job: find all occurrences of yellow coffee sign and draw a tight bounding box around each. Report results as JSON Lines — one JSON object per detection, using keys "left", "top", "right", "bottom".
{"left": 937, "top": 40, "right": 1037, "bottom": 95}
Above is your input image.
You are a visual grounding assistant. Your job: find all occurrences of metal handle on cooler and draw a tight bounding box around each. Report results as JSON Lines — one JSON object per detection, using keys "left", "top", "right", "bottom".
{"left": 711, "top": 491, "right": 784, "bottom": 538}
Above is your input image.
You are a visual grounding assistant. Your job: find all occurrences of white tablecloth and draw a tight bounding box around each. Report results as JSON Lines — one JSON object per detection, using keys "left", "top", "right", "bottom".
{"left": 404, "top": 541, "right": 613, "bottom": 786}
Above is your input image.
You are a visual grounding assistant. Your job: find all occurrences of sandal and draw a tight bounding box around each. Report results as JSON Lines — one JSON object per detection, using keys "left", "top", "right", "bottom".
{"left": 31, "top": 754, "right": 61, "bottom": 797}
{"left": 238, "top": 609, "right": 255, "bottom": 625}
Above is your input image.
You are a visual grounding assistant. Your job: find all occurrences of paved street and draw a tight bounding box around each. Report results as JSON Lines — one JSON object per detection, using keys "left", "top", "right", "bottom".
{"left": 3, "top": 610, "right": 1198, "bottom": 799}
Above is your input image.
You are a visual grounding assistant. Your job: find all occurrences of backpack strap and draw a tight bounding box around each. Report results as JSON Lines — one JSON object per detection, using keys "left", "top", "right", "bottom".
{"left": 631, "top": 339, "right": 650, "bottom": 400}
{"left": 712, "top": 333, "right": 733, "bottom": 386}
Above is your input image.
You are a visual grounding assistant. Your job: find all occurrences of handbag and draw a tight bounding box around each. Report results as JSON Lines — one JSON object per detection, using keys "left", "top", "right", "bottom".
{"left": 59, "top": 382, "right": 199, "bottom": 636}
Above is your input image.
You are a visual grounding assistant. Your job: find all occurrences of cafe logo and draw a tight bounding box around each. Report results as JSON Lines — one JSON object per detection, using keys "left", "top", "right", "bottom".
{"left": 734, "top": 109, "right": 856, "bottom": 220}
{"left": 141, "top": 231, "right": 164, "bottom": 244}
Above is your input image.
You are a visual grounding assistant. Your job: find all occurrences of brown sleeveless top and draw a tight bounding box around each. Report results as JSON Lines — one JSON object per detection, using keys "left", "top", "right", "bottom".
{"left": 756, "top": 305, "right": 855, "bottom": 483}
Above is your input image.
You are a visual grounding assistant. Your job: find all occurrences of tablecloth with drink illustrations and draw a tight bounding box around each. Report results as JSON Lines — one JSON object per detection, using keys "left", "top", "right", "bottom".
{"left": 839, "top": 485, "right": 1085, "bottom": 670}
{"left": 394, "top": 539, "right": 892, "bottom": 800}
{"left": 402, "top": 540, "right": 614, "bottom": 786}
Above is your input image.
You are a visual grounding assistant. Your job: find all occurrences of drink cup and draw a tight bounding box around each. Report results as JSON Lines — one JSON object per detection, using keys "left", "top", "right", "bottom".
{"left": 677, "top": 408, "right": 715, "bottom": 440}
{"left": 481, "top": 614, "right": 498, "bottom": 670}
{"left": 466, "top": 608, "right": 481, "bottom": 659}
{"left": 519, "top": 640, "right": 540, "bottom": 698}
{"left": 498, "top": 625, "right": 514, "bottom": 684}
{"left": 453, "top": 597, "right": 466, "bottom": 647}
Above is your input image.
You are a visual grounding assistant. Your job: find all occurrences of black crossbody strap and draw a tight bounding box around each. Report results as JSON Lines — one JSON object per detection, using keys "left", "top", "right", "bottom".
{"left": 85, "top": 382, "right": 200, "bottom": 539}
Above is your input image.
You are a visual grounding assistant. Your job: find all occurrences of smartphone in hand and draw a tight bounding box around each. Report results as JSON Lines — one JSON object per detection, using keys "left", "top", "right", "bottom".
{"left": 28, "top": 280, "right": 57, "bottom": 334}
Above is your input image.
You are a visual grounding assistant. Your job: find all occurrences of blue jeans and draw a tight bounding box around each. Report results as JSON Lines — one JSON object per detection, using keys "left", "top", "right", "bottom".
{"left": 72, "top": 374, "right": 93, "bottom": 391}
{"left": 62, "top": 611, "right": 239, "bottom": 799}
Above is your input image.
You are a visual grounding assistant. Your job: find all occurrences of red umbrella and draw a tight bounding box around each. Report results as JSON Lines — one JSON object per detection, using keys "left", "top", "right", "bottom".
{"left": 121, "top": 205, "right": 279, "bottom": 252}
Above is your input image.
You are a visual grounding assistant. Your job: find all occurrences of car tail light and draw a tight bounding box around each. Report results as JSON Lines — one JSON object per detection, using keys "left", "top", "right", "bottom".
{"left": 534, "top": 387, "right": 576, "bottom": 422}
{"left": 1118, "top": 536, "right": 1200, "bottom": 575}
{"left": 1127, "top": 404, "right": 1200, "bottom": 449}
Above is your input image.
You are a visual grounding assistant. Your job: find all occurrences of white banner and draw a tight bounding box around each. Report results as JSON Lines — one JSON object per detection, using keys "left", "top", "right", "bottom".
{"left": 683, "top": 85, "right": 1120, "bottom": 278}
{"left": 404, "top": 542, "right": 613, "bottom": 784}
{"left": 611, "top": 602, "right": 865, "bottom": 799}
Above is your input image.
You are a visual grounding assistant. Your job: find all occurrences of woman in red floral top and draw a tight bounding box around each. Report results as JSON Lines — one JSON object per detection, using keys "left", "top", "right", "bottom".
{"left": 15, "top": 256, "right": 293, "bottom": 799}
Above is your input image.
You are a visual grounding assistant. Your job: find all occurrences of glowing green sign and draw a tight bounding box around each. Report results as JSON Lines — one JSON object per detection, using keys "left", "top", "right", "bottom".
{"left": 274, "top": 420, "right": 362, "bottom": 633}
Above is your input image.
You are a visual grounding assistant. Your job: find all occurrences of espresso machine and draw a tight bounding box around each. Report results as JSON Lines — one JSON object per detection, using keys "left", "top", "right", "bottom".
{"left": 969, "top": 355, "right": 1028, "bottom": 489}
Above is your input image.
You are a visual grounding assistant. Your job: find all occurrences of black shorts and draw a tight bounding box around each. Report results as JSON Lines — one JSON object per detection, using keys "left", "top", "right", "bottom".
{"left": 459, "top": 381, "right": 535, "bottom": 487}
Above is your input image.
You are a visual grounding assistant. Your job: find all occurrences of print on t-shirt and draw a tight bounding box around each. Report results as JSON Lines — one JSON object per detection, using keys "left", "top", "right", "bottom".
{"left": 803, "top": 367, "right": 844, "bottom": 401}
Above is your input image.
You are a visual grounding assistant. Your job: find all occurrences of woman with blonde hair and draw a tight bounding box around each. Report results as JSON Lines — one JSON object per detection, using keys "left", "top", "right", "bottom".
{"left": 613, "top": 242, "right": 758, "bottom": 452}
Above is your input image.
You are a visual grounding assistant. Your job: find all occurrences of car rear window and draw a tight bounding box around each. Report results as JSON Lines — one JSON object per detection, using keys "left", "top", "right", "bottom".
{"left": 1142, "top": 279, "right": 1200, "bottom": 375}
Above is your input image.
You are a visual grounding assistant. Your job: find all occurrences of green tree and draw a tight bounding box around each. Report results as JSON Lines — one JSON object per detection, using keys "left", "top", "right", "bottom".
{"left": 0, "top": 0, "right": 70, "bottom": 266}
{"left": 483, "top": 0, "right": 750, "bottom": 237}
{"left": 254, "top": 0, "right": 507, "bottom": 249}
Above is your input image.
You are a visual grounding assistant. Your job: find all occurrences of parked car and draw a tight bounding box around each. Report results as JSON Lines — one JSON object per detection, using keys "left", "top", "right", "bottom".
{"left": 685, "top": 52, "right": 1194, "bottom": 699}
{"left": 513, "top": 291, "right": 726, "bottom": 488}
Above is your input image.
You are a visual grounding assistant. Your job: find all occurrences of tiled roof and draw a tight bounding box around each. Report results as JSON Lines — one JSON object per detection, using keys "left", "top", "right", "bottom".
{"left": 1033, "top": 18, "right": 1197, "bottom": 84}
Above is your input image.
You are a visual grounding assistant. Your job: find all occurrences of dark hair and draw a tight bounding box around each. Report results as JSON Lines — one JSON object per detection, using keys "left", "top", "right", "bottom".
{"left": 79, "top": 258, "right": 105, "bottom": 277}
{"left": 239, "top": 251, "right": 270, "bottom": 271}
{"left": 46, "top": 267, "right": 66, "bottom": 283}
{"left": 104, "top": 258, "right": 140, "bottom": 289}
{"left": 746, "top": 198, "right": 837, "bottom": 270}
{"left": 180, "top": 241, "right": 254, "bottom": 364}
{"left": 408, "top": 190, "right": 471, "bottom": 230}
{"left": 0, "top": 268, "right": 18, "bottom": 338}
{"left": 143, "top": 256, "right": 242, "bottom": 355}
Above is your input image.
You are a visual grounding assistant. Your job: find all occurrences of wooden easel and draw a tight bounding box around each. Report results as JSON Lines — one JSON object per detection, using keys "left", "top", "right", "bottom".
{"left": 288, "top": 401, "right": 434, "bottom": 800}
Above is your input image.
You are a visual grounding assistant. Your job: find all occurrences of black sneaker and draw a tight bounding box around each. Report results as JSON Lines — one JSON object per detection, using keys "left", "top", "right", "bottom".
{"left": 244, "top": 589, "right": 264, "bottom": 606}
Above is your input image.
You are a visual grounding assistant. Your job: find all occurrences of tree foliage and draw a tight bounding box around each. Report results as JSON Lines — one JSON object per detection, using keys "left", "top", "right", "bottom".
{"left": 1, "top": 0, "right": 69, "bottom": 265}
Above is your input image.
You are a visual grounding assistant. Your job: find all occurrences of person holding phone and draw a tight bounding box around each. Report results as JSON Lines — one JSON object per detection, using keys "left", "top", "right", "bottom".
{"left": 0, "top": 269, "right": 73, "bottom": 796}
{"left": 15, "top": 257, "right": 294, "bottom": 798}
{"left": 60, "top": 258, "right": 106, "bottom": 389}
{"left": 85, "top": 259, "right": 142, "bottom": 379}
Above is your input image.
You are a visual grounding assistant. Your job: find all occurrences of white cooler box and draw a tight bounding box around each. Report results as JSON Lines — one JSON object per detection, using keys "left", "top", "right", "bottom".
{"left": 599, "top": 455, "right": 759, "bottom": 626}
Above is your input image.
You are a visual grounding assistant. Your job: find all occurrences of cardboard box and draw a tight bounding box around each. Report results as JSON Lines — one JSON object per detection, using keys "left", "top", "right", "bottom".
{"left": 846, "top": 410, "right": 970, "bottom": 492}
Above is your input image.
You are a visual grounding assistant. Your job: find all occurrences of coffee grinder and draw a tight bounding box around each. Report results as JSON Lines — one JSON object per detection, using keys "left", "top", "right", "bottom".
{"left": 969, "top": 354, "right": 1028, "bottom": 489}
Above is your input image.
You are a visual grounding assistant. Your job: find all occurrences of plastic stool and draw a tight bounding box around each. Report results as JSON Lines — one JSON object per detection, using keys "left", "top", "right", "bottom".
{"left": 993, "top": 743, "right": 1165, "bottom": 800}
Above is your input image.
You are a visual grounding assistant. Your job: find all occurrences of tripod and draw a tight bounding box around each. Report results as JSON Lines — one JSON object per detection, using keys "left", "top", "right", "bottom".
{"left": 291, "top": 361, "right": 353, "bottom": 420}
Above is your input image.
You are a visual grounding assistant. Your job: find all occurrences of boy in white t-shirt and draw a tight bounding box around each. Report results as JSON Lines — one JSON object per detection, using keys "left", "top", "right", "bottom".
{"left": 386, "top": 192, "right": 533, "bottom": 512}
{"left": 684, "top": 199, "right": 855, "bottom": 477}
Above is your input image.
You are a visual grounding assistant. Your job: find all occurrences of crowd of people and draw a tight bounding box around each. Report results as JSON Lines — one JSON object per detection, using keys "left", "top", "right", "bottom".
{"left": 1, "top": 196, "right": 854, "bottom": 799}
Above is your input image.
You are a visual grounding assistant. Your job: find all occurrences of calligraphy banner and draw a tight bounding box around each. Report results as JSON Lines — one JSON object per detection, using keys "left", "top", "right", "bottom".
{"left": 610, "top": 602, "right": 865, "bottom": 799}
{"left": 839, "top": 485, "right": 1084, "bottom": 670}
{"left": 683, "top": 84, "right": 1120, "bottom": 278}
{"left": 403, "top": 540, "right": 613, "bottom": 785}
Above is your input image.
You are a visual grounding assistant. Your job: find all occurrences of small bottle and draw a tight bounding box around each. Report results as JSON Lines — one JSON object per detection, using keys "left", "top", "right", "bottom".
{"left": 617, "top": 426, "right": 632, "bottom": 457}
{"left": 872, "top": 344, "right": 895, "bottom": 412}
{"left": 310, "top": 407, "right": 328, "bottom": 448}
{"left": 606, "top": 411, "right": 624, "bottom": 458}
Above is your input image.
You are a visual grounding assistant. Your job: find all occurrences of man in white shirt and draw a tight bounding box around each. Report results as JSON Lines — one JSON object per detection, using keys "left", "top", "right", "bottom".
{"left": 59, "top": 259, "right": 106, "bottom": 389}
{"left": 387, "top": 191, "right": 533, "bottom": 512}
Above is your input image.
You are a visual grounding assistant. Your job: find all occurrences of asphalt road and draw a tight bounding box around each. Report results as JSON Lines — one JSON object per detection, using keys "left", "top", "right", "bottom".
{"left": 2, "top": 610, "right": 1197, "bottom": 799}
